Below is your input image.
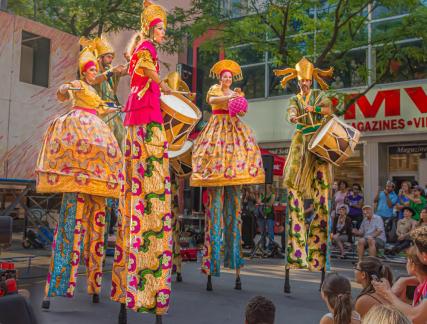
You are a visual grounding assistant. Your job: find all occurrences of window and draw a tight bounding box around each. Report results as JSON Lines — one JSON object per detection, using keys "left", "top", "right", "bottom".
{"left": 235, "top": 65, "right": 265, "bottom": 99}
{"left": 330, "top": 49, "right": 367, "bottom": 89}
{"left": 376, "top": 40, "right": 427, "bottom": 84}
{"left": 19, "top": 31, "right": 50, "bottom": 88}
{"left": 226, "top": 45, "right": 264, "bottom": 66}
{"left": 196, "top": 48, "right": 220, "bottom": 110}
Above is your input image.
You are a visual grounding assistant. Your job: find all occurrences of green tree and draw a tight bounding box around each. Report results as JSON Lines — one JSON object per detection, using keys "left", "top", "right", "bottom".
{"left": 8, "top": 0, "right": 142, "bottom": 37}
{"left": 169, "top": 0, "right": 427, "bottom": 94}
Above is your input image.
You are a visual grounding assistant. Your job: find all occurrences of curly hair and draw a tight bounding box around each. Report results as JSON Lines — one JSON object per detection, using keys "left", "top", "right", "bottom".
{"left": 363, "top": 305, "right": 411, "bottom": 324}
{"left": 245, "top": 296, "right": 275, "bottom": 324}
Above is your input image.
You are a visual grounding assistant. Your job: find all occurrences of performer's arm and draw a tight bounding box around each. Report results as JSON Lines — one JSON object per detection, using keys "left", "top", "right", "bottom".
{"left": 143, "top": 69, "right": 171, "bottom": 94}
{"left": 57, "top": 80, "right": 80, "bottom": 101}
{"left": 287, "top": 99, "right": 298, "bottom": 124}
{"left": 208, "top": 93, "right": 238, "bottom": 105}
{"left": 305, "top": 97, "right": 332, "bottom": 115}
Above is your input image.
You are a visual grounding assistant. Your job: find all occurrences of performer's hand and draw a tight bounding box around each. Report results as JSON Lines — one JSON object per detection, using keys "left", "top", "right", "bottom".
{"left": 228, "top": 92, "right": 239, "bottom": 100}
{"left": 59, "top": 84, "right": 70, "bottom": 94}
{"left": 290, "top": 116, "right": 298, "bottom": 124}
{"left": 123, "top": 52, "right": 131, "bottom": 62}
{"left": 70, "top": 80, "right": 81, "bottom": 89}
{"left": 305, "top": 105, "right": 314, "bottom": 113}
{"left": 161, "top": 82, "right": 172, "bottom": 95}
{"left": 111, "top": 64, "right": 127, "bottom": 74}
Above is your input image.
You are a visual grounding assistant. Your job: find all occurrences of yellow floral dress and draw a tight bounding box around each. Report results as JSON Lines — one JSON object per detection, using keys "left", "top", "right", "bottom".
{"left": 191, "top": 84, "right": 265, "bottom": 187}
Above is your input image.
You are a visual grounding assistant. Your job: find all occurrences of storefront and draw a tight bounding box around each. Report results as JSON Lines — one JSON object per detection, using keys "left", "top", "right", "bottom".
{"left": 246, "top": 80, "right": 427, "bottom": 203}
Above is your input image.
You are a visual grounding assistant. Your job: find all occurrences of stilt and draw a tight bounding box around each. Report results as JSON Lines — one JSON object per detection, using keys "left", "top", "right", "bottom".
{"left": 156, "top": 315, "right": 163, "bottom": 324}
{"left": 118, "top": 303, "right": 127, "bottom": 324}
{"left": 176, "top": 272, "right": 182, "bottom": 282}
{"left": 206, "top": 275, "right": 213, "bottom": 291}
{"left": 284, "top": 268, "right": 291, "bottom": 294}
{"left": 319, "top": 268, "right": 326, "bottom": 291}
{"left": 92, "top": 293, "right": 99, "bottom": 303}
{"left": 234, "top": 276, "right": 242, "bottom": 290}
{"left": 41, "top": 298, "right": 50, "bottom": 310}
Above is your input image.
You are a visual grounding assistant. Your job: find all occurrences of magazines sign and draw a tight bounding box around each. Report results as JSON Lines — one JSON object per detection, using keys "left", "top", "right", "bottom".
{"left": 343, "top": 83, "right": 427, "bottom": 135}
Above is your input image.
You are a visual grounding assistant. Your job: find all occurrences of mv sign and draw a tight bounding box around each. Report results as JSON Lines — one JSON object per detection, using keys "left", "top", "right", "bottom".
{"left": 343, "top": 84, "right": 427, "bottom": 135}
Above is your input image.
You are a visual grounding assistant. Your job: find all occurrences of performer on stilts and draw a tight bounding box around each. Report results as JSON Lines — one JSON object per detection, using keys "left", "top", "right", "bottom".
{"left": 191, "top": 59, "right": 265, "bottom": 291}
{"left": 90, "top": 36, "right": 127, "bottom": 252}
{"left": 110, "top": 1, "right": 173, "bottom": 323}
{"left": 36, "top": 45, "right": 123, "bottom": 309}
{"left": 273, "top": 57, "right": 335, "bottom": 292}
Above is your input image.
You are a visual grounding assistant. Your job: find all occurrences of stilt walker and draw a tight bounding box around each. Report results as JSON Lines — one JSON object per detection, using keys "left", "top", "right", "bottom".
{"left": 171, "top": 174, "right": 183, "bottom": 282}
{"left": 110, "top": 2, "right": 173, "bottom": 323}
{"left": 273, "top": 57, "right": 335, "bottom": 292}
{"left": 36, "top": 45, "right": 123, "bottom": 309}
{"left": 191, "top": 60, "right": 265, "bottom": 291}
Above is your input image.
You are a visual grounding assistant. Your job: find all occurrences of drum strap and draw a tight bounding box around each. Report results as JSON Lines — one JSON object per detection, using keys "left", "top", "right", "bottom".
{"left": 296, "top": 123, "right": 321, "bottom": 135}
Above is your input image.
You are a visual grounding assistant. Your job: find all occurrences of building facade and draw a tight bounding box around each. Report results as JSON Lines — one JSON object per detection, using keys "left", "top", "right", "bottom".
{"left": 191, "top": 2, "right": 427, "bottom": 204}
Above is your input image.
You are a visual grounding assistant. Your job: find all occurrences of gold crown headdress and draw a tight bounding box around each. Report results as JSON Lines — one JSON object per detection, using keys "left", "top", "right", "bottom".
{"left": 209, "top": 59, "right": 243, "bottom": 81}
{"left": 78, "top": 38, "right": 98, "bottom": 77}
{"left": 80, "top": 36, "right": 114, "bottom": 58}
{"left": 141, "top": 0, "right": 167, "bottom": 36}
{"left": 273, "top": 57, "right": 334, "bottom": 90}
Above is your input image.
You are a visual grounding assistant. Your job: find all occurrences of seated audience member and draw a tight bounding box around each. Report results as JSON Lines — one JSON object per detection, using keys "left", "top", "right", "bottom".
{"left": 245, "top": 296, "right": 275, "bottom": 324}
{"left": 346, "top": 183, "right": 364, "bottom": 227}
{"left": 320, "top": 273, "right": 361, "bottom": 324}
{"left": 332, "top": 204, "right": 353, "bottom": 259}
{"left": 372, "top": 228, "right": 427, "bottom": 323}
{"left": 396, "top": 181, "right": 412, "bottom": 220}
{"left": 353, "top": 205, "right": 386, "bottom": 259}
{"left": 354, "top": 256, "right": 393, "bottom": 318}
{"left": 362, "top": 304, "right": 411, "bottom": 324}
{"left": 417, "top": 207, "right": 427, "bottom": 227}
{"left": 410, "top": 186, "right": 427, "bottom": 222}
{"left": 385, "top": 207, "right": 417, "bottom": 255}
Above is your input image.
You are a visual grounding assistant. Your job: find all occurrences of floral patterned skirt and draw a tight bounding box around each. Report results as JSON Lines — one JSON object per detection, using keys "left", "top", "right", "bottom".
{"left": 36, "top": 109, "right": 122, "bottom": 198}
{"left": 191, "top": 115, "right": 264, "bottom": 187}
{"left": 111, "top": 123, "right": 173, "bottom": 315}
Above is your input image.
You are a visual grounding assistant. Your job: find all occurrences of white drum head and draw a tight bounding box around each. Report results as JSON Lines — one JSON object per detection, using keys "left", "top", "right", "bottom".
{"left": 310, "top": 118, "right": 335, "bottom": 147}
{"left": 161, "top": 95, "right": 198, "bottom": 119}
{"left": 169, "top": 140, "right": 193, "bottom": 158}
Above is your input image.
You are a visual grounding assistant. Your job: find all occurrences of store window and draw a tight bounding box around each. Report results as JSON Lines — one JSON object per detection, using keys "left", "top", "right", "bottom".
{"left": 19, "top": 31, "right": 50, "bottom": 88}
{"left": 196, "top": 48, "right": 220, "bottom": 110}
{"left": 226, "top": 44, "right": 264, "bottom": 66}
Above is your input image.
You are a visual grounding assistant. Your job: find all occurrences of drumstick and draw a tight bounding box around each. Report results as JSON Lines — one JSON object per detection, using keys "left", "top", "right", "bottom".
{"left": 68, "top": 88, "right": 83, "bottom": 91}
{"left": 171, "top": 90, "right": 193, "bottom": 96}
{"left": 295, "top": 113, "right": 308, "bottom": 120}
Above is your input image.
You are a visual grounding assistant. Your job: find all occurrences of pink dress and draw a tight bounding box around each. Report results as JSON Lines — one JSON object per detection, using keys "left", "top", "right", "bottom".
{"left": 123, "top": 40, "right": 163, "bottom": 126}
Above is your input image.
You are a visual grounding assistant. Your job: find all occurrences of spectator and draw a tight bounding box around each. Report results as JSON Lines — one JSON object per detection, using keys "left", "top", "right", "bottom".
{"left": 262, "top": 185, "right": 276, "bottom": 251}
{"left": 346, "top": 183, "right": 364, "bottom": 228}
{"left": 353, "top": 205, "right": 386, "bottom": 260}
{"left": 371, "top": 227, "right": 427, "bottom": 323}
{"left": 396, "top": 181, "right": 412, "bottom": 219}
{"left": 409, "top": 186, "right": 427, "bottom": 222}
{"left": 406, "top": 246, "right": 427, "bottom": 306}
{"left": 304, "top": 199, "right": 315, "bottom": 225}
{"left": 333, "top": 180, "right": 349, "bottom": 217}
{"left": 245, "top": 296, "right": 275, "bottom": 324}
{"left": 385, "top": 207, "right": 417, "bottom": 256}
{"left": 418, "top": 208, "right": 427, "bottom": 227}
{"left": 320, "top": 272, "right": 361, "bottom": 324}
{"left": 354, "top": 256, "right": 393, "bottom": 318}
{"left": 374, "top": 181, "right": 398, "bottom": 222}
{"left": 332, "top": 204, "right": 353, "bottom": 259}
{"left": 362, "top": 305, "right": 411, "bottom": 324}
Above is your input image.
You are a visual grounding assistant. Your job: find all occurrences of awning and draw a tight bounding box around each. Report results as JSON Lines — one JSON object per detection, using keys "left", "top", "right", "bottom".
{"left": 260, "top": 149, "right": 286, "bottom": 176}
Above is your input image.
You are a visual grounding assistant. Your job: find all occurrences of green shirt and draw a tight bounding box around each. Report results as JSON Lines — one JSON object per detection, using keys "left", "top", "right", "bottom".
{"left": 410, "top": 196, "right": 427, "bottom": 221}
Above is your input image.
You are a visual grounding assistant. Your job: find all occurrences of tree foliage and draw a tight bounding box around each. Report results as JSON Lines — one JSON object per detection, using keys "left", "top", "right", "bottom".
{"left": 168, "top": 0, "right": 427, "bottom": 91}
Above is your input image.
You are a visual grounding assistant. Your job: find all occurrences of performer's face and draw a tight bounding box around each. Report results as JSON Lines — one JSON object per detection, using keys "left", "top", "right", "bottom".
{"left": 83, "top": 66, "right": 97, "bottom": 84}
{"left": 299, "top": 79, "right": 312, "bottom": 94}
{"left": 153, "top": 22, "right": 166, "bottom": 44}
{"left": 101, "top": 54, "right": 114, "bottom": 66}
{"left": 220, "top": 71, "right": 233, "bottom": 88}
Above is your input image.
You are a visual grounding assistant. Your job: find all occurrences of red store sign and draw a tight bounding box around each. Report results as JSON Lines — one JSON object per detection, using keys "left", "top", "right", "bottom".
{"left": 343, "top": 84, "right": 427, "bottom": 135}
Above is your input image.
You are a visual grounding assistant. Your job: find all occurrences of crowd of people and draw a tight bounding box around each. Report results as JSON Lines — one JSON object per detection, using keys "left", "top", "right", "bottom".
{"left": 245, "top": 226, "right": 427, "bottom": 324}
{"left": 330, "top": 180, "right": 427, "bottom": 260}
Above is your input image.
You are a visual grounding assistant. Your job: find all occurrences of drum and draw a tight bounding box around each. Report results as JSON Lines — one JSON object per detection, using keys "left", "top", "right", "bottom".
{"left": 169, "top": 140, "right": 193, "bottom": 177}
{"left": 308, "top": 115, "right": 360, "bottom": 167}
{"left": 161, "top": 93, "right": 201, "bottom": 151}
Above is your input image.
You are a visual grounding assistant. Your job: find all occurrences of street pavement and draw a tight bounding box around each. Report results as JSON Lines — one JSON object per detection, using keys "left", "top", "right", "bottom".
{"left": 18, "top": 257, "right": 406, "bottom": 324}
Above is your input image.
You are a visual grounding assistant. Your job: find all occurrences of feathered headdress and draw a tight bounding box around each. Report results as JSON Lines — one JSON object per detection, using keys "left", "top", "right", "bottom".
{"left": 274, "top": 57, "right": 334, "bottom": 90}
